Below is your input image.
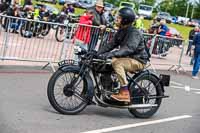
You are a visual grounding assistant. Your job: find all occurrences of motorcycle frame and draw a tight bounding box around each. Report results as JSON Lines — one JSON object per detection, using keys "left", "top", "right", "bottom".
{"left": 58, "top": 57, "right": 168, "bottom": 108}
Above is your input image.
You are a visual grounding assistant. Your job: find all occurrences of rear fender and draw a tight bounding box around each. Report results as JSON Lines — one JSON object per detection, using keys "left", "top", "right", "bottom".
{"left": 129, "top": 70, "right": 165, "bottom": 93}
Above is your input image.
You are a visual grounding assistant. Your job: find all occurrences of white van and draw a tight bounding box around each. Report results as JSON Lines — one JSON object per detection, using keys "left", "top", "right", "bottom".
{"left": 138, "top": 4, "right": 153, "bottom": 19}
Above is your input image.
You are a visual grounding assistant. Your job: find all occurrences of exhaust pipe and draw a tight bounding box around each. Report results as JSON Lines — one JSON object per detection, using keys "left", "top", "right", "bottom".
{"left": 128, "top": 104, "right": 158, "bottom": 109}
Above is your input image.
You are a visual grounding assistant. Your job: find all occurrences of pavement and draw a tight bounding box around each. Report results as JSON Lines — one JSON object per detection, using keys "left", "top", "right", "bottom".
{"left": 0, "top": 67, "right": 200, "bottom": 133}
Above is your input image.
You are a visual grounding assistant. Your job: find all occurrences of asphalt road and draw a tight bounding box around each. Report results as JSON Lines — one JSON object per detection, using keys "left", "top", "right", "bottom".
{"left": 0, "top": 68, "right": 200, "bottom": 133}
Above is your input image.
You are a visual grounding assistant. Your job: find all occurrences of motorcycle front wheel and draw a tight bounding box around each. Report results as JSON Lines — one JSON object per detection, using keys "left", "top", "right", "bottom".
{"left": 47, "top": 69, "right": 88, "bottom": 115}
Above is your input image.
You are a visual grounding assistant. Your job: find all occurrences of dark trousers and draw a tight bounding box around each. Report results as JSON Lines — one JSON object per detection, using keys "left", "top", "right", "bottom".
{"left": 186, "top": 40, "right": 193, "bottom": 56}
{"left": 192, "top": 54, "right": 200, "bottom": 76}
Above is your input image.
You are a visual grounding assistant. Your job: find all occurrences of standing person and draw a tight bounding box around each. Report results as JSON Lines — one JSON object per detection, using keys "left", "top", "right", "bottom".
{"left": 23, "top": 0, "right": 34, "bottom": 11}
{"left": 0, "top": 0, "right": 11, "bottom": 12}
{"left": 157, "top": 19, "right": 169, "bottom": 57}
{"left": 74, "top": 9, "right": 94, "bottom": 50}
{"left": 97, "top": 7, "right": 149, "bottom": 102}
{"left": 67, "top": 3, "right": 75, "bottom": 14}
{"left": 88, "top": 0, "right": 107, "bottom": 50}
{"left": 158, "top": 19, "right": 168, "bottom": 36}
{"left": 186, "top": 26, "right": 199, "bottom": 56}
{"left": 148, "top": 18, "right": 159, "bottom": 34}
{"left": 135, "top": 15, "right": 144, "bottom": 31}
{"left": 192, "top": 32, "right": 200, "bottom": 79}
{"left": 62, "top": 3, "right": 69, "bottom": 14}
{"left": 73, "top": 10, "right": 94, "bottom": 62}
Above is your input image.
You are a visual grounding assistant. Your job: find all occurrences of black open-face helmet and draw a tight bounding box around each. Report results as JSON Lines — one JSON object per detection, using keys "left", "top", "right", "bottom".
{"left": 118, "top": 7, "right": 136, "bottom": 25}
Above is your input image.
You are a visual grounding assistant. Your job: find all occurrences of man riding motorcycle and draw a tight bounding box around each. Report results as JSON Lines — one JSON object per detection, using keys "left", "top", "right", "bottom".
{"left": 97, "top": 7, "right": 149, "bottom": 102}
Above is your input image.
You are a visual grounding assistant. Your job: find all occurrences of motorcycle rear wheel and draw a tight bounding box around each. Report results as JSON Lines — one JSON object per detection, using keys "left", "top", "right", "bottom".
{"left": 128, "top": 74, "right": 163, "bottom": 118}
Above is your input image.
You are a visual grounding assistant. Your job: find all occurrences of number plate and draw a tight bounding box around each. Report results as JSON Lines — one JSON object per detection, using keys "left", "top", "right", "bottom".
{"left": 58, "top": 60, "right": 75, "bottom": 67}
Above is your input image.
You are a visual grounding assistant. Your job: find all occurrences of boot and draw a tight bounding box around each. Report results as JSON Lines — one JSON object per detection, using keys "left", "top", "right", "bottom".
{"left": 111, "top": 87, "right": 130, "bottom": 102}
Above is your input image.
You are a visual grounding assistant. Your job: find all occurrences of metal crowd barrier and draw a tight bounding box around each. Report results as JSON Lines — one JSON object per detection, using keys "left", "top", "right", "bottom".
{"left": 0, "top": 14, "right": 105, "bottom": 71}
{"left": 0, "top": 14, "right": 190, "bottom": 73}
{"left": 152, "top": 34, "right": 186, "bottom": 73}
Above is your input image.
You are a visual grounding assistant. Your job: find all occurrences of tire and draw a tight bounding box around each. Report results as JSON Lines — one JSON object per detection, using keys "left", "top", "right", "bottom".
{"left": 47, "top": 69, "right": 88, "bottom": 115}
{"left": 20, "top": 24, "right": 25, "bottom": 36}
{"left": 55, "top": 26, "right": 65, "bottom": 42}
{"left": 128, "top": 73, "right": 163, "bottom": 118}
{"left": 41, "top": 24, "right": 51, "bottom": 36}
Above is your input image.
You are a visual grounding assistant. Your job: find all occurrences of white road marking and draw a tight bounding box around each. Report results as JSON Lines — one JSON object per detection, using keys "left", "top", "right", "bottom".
{"left": 194, "top": 92, "right": 200, "bottom": 94}
{"left": 170, "top": 85, "right": 184, "bottom": 89}
{"left": 170, "top": 85, "right": 200, "bottom": 92}
{"left": 170, "top": 81, "right": 183, "bottom": 86}
{"left": 190, "top": 88, "right": 200, "bottom": 91}
{"left": 81, "top": 115, "right": 192, "bottom": 133}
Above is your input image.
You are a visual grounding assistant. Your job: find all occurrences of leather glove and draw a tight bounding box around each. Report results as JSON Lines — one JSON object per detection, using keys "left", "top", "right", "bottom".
{"left": 98, "top": 52, "right": 114, "bottom": 60}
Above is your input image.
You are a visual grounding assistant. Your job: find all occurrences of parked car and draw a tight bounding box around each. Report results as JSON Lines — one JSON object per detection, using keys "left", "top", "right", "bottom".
{"left": 74, "top": 0, "right": 95, "bottom": 9}
{"left": 138, "top": 4, "right": 153, "bottom": 19}
{"left": 156, "top": 12, "right": 172, "bottom": 24}
{"left": 119, "top": 1, "right": 135, "bottom": 11}
{"left": 35, "top": 0, "right": 56, "bottom": 4}
{"left": 171, "top": 16, "right": 178, "bottom": 24}
{"left": 58, "top": 0, "right": 77, "bottom": 5}
{"left": 167, "top": 27, "right": 181, "bottom": 37}
{"left": 36, "top": 4, "right": 59, "bottom": 14}
{"left": 186, "top": 19, "right": 199, "bottom": 27}
{"left": 104, "top": 2, "right": 114, "bottom": 11}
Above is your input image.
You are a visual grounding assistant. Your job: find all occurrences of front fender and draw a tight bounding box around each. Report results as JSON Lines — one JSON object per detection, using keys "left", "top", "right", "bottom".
{"left": 59, "top": 65, "right": 94, "bottom": 101}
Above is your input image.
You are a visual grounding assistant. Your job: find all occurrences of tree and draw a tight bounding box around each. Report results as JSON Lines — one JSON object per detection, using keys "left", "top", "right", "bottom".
{"left": 157, "top": 0, "right": 195, "bottom": 18}
{"left": 143, "top": 0, "right": 156, "bottom": 6}
{"left": 193, "top": 0, "right": 200, "bottom": 19}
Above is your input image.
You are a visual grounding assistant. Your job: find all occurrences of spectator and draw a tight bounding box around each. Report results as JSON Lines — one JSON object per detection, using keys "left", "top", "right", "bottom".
{"left": 73, "top": 9, "right": 94, "bottom": 61}
{"left": 135, "top": 15, "right": 144, "bottom": 31}
{"left": 148, "top": 18, "right": 159, "bottom": 34}
{"left": 67, "top": 3, "right": 75, "bottom": 14}
{"left": 62, "top": 3, "right": 69, "bottom": 14}
{"left": 89, "top": 0, "right": 106, "bottom": 27}
{"left": 192, "top": 32, "right": 200, "bottom": 79}
{"left": 158, "top": 19, "right": 169, "bottom": 36}
{"left": 62, "top": 3, "right": 75, "bottom": 14}
{"left": 74, "top": 9, "right": 94, "bottom": 49}
{"left": 23, "top": 0, "right": 34, "bottom": 12}
{"left": 0, "top": 0, "right": 11, "bottom": 12}
{"left": 88, "top": 0, "right": 107, "bottom": 50}
{"left": 8, "top": 4, "right": 21, "bottom": 33}
{"left": 186, "top": 26, "right": 199, "bottom": 56}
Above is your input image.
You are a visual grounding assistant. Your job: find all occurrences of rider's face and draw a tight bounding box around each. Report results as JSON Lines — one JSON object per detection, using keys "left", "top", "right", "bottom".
{"left": 115, "top": 15, "right": 122, "bottom": 27}
{"left": 95, "top": 5, "right": 104, "bottom": 13}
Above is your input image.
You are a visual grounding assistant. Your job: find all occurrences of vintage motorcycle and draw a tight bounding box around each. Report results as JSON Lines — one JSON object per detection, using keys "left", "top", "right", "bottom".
{"left": 47, "top": 49, "right": 170, "bottom": 118}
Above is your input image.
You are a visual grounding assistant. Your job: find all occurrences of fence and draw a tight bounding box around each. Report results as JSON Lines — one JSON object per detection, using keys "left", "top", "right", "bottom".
{"left": 151, "top": 35, "right": 186, "bottom": 73}
{"left": 0, "top": 15, "right": 104, "bottom": 71}
{"left": 0, "top": 14, "right": 191, "bottom": 72}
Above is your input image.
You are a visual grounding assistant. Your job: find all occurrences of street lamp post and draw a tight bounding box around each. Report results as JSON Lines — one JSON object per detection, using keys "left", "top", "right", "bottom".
{"left": 173, "top": 0, "right": 176, "bottom": 15}
{"left": 191, "top": 5, "right": 195, "bottom": 19}
{"left": 185, "top": 2, "right": 190, "bottom": 18}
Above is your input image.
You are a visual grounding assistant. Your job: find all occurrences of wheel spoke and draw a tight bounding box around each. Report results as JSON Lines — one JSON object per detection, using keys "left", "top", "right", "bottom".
{"left": 52, "top": 71, "right": 87, "bottom": 112}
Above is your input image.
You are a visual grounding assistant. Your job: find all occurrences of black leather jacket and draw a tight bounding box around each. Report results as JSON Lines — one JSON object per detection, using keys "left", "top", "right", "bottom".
{"left": 98, "top": 26, "right": 149, "bottom": 64}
